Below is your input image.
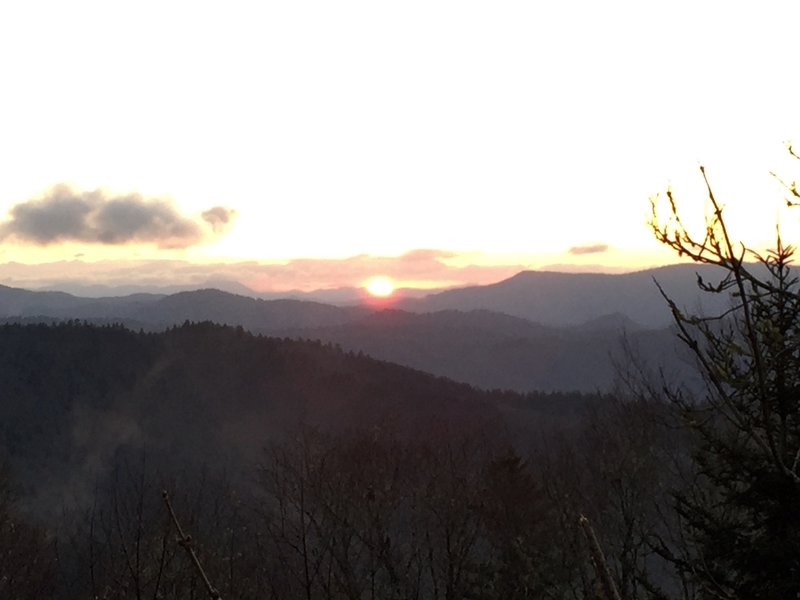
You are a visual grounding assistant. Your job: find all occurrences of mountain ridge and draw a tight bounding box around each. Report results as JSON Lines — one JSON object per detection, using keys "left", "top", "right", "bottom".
{"left": 395, "top": 263, "right": 733, "bottom": 327}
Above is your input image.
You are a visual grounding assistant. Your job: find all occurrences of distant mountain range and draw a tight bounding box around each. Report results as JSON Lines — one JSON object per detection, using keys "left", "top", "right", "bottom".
{"left": 2, "top": 263, "right": 733, "bottom": 325}
{"left": 0, "top": 263, "right": 735, "bottom": 392}
{"left": 396, "top": 263, "right": 736, "bottom": 327}
{"left": 0, "top": 285, "right": 370, "bottom": 331}
{"left": 23, "top": 263, "right": 734, "bottom": 324}
{"left": 280, "top": 308, "right": 694, "bottom": 393}
{"left": 30, "top": 279, "right": 437, "bottom": 304}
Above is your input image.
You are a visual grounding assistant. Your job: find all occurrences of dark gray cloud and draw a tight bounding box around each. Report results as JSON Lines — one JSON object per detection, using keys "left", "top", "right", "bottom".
{"left": 568, "top": 243, "right": 609, "bottom": 255}
{"left": 0, "top": 184, "right": 234, "bottom": 249}
{"left": 201, "top": 206, "right": 236, "bottom": 233}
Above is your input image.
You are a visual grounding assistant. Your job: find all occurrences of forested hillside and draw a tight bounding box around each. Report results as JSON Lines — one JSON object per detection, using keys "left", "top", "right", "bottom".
{"left": 0, "top": 321, "right": 524, "bottom": 505}
{"left": 0, "top": 321, "right": 667, "bottom": 599}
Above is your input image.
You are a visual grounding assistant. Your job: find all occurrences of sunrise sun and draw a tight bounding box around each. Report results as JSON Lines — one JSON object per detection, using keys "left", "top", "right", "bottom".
{"left": 364, "top": 276, "right": 395, "bottom": 298}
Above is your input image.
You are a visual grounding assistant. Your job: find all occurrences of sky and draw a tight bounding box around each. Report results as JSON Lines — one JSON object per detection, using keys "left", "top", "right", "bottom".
{"left": 1, "top": 1, "right": 800, "bottom": 292}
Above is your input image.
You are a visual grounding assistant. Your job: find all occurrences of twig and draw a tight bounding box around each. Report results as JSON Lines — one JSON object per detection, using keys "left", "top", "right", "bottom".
{"left": 162, "top": 489, "right": 222, "bottom": 599}
{"left": 579, "top": 514, "right": 624, "bottom": 600}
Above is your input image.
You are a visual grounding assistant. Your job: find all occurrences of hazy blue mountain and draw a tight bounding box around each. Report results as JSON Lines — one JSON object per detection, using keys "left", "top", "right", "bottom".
{"left": 33, "top": 278, "right": 259, "bottom": 298}
{"left": 572, "top": 311, "right": 645, "bottom": 332}
{"left": 132, "top": 289, "right": 371, "bottom": 330}
{"left": 396, "top": 264, "right": 737, "bottom": 328}
{"left": 2, "top": 263, "right": 744, "bottom": 330}
{"left": 32, "top": 281, "right": 441, "bottom": 304}
{"left": 0, "top": 284, "right": 90, "bottom": 315}
{"left": 0, "top": 285, "right": 372, "bottom": 331}
{"left": 282, "top": 308, "right": 693, "bottom": 392}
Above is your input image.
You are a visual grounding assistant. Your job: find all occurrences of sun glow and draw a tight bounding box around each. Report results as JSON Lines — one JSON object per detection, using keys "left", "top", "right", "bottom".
{"left": 364, "top": 276, "right": 395, "bottom": 298}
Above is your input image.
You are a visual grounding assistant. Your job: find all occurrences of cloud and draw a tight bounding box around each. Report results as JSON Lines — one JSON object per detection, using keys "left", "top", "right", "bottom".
{"left": 201, "top": 206, "right": 236, "bottom": 233}
{"left": 0, "top": 184, "right": 233, "bottom": 249}
{"left": 568, "top": 243, "right": 609, "bottom": 255}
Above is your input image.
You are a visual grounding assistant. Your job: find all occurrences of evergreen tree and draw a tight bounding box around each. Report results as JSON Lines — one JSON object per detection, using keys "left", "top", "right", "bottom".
{"left": 650, "top": 161, "right": 800, "bottom": 599}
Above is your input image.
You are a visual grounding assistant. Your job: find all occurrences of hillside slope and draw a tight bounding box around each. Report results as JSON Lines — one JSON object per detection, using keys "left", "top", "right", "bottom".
{"left": 3, "top": 322, "right": 575, "bottom": 513}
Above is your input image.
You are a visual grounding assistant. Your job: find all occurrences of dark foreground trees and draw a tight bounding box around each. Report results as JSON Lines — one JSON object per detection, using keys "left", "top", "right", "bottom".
{"left": 254, "top": 429, "right": 571, "bottom": 600}
{"left": 649, "top": 162, "right": 800, "bottom": 599}
{"left": 51, "top": 430, "right": 590, "bottom": 600}
{"left": 0, "top": 462, "right": 57, "bottom": 599}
